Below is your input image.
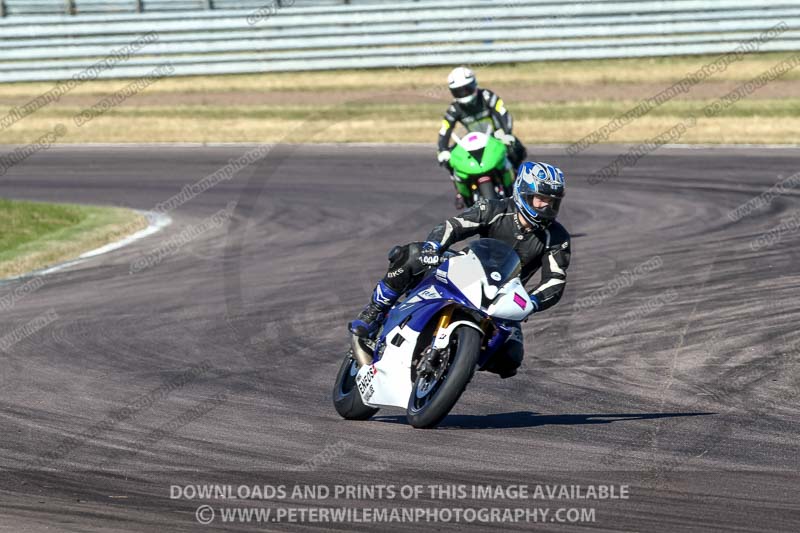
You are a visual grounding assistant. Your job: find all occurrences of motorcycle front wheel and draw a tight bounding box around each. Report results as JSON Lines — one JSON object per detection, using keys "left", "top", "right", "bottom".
{"left": 406, "top": 326, "right": 481, "bottom": 429}
{"left": 478, "top": 179, "right": 498, "bottom": 201}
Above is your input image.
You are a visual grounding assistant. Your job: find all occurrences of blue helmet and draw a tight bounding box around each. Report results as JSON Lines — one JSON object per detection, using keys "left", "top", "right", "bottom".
{"left": 512, "top": 161, "right": 566, "bottom": 227}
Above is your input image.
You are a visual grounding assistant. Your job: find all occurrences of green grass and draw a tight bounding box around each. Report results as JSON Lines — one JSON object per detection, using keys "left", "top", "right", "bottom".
{"left": 0, "top": 198, "right": 147, "bottom": 278}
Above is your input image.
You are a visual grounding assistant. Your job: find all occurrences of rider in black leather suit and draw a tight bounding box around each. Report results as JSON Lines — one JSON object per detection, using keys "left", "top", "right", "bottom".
{"left": 349, "top": 162, "right": 570, "bottom": 378}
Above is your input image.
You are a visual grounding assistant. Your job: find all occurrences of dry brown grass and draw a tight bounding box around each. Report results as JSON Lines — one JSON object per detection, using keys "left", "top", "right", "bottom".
{"left": 1, "top": 53, "right": 798, "bottom": 145}
{"left": 2, "top": 108, "right": 798, "bottom": 145}
{"left": 2, "top": 53, "right": 796, "bottom": 97}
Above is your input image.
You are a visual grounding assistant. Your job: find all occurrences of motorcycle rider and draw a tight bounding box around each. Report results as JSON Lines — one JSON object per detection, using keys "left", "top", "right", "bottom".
{"left": 437, "top": 66, "right": 528, "bottom": 209}
{"left": 349, "top": 161, "right": 569, "bottom": 378}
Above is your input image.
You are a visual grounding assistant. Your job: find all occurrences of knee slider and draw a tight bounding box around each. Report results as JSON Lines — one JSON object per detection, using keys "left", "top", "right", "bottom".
{"left": 387, "top": 245, "right": 407, "bottom": 268}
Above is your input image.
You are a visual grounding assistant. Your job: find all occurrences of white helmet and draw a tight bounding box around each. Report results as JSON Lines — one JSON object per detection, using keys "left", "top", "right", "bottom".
{"left": 447, "top": 66, "right": 478, "bottom": 104}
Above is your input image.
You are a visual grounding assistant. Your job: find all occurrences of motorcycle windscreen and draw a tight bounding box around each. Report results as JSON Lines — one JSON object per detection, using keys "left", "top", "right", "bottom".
{"left": 462, "top": 238, "right": 521, "bottom": 287}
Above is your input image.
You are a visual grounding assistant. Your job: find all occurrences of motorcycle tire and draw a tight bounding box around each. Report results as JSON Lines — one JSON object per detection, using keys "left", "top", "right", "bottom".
{"left": 406, "top": 326, "right": 481, "bottom": 429}
{"left": 332, "top": 351, "right": 380, "bottom": 420}
{"left": 478, "top": 179, "right": 498, "bottom": 201}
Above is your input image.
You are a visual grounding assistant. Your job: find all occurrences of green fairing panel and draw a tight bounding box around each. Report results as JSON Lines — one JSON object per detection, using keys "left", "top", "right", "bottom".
{"left": 449, "top": 134, "right": 508, "bottom": 181}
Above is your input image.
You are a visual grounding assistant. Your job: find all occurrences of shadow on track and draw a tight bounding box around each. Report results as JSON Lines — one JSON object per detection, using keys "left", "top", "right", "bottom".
{"left": 371, "top": 411, "right": 714, "bottom": 430}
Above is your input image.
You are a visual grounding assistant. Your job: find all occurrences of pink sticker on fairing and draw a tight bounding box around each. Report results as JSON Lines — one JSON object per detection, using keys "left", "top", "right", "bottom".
{"left": 468, "top": 134, "right": 478, "bottom": 142}
{"left": 513, "top": 293, "right": 527, "bottom": 309}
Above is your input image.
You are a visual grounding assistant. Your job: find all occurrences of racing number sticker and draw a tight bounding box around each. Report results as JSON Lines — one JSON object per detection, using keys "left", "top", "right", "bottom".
{"left": 356, "top": 367, "right": 375, "bottom": 402}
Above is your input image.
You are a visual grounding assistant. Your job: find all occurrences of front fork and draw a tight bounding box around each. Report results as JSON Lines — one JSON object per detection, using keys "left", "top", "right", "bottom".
{"left": 432, "top": 306, "right": 496, "bottom": 354}
{"left": 433, "top": 306, "right": 454, "bottom": 344}
{"left": 416, "top": 307, "right": 455, "bottom": 378}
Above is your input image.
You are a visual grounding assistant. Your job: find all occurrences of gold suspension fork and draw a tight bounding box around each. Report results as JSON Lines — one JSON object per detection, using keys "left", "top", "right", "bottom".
{"left": 419, "top": 306, "right": 455, "bottom": 373}
{"left": 433, "top": 306, "right": 454, "bottom": 343}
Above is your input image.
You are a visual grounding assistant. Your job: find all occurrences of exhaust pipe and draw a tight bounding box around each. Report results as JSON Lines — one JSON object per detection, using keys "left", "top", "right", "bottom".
{"left": 350, "top": 334, "right": 374, "bottom": 367}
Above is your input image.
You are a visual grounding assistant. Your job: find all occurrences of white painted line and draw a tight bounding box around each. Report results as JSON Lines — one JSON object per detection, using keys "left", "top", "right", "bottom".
{"left": 661, "top": 143, "right": 800, "bottom": 149}
{"left": 1, "top": 210, "right": 172, "bottom": 282}
{"left": 79, "top": 211, "right": 171, "bottom": 259}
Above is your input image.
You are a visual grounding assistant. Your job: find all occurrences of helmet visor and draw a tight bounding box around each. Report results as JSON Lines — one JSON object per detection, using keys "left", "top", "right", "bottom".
{"left": 532, "top": 179, "right": 563, "bottom": 197}
{"left": 519, "top": 192, "right": 561, "bottom": 221}
{"left": 450, "top": 81, "right": 477, "bottom": 99}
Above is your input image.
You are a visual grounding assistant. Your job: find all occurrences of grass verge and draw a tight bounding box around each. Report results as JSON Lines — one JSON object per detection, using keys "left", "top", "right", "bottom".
{"left": 0, "top": 198, "right": 147, "bottom": 278}
{"left": 0, "top": 52, "right": 799, "bottom": 144}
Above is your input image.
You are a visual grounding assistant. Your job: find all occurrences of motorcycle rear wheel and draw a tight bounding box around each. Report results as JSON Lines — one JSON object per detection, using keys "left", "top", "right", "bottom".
{"left": 332, "top": 350, "right": 380, "bottom": 420}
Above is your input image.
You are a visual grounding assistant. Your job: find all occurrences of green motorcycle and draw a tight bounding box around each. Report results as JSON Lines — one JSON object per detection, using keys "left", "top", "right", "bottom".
{"left": 447, "top": 130, "right": 515, "bottom": 207}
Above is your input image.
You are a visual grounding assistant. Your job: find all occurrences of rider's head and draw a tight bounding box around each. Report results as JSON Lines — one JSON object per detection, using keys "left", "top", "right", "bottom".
{"left": 513, "top": 162, "right": 566, "bottom": 228}
{"left": 448, "top": 66, "right": 478, "bottom": 105}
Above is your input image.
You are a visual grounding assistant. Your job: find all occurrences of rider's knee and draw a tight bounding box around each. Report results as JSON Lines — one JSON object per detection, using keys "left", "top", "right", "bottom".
{"left": 387, "top": 243, "right": 424, "bottom": 268}
{"left": 387, "top": 245, "right": 407, "bottom": 267}
{"left": 499, "top": 327, "right": 525, "bottom": 369}
{"left": 503, "top": 340, "right": 524, "bottom": 368}
{"left": 384, "top": 243, "right": 423, "bottom": 292}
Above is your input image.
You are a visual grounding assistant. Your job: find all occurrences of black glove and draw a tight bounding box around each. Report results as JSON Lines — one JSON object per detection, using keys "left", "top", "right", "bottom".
{"left": 523, "top": 294, "right": 542, "bottom": 322}
{"left": 419, "top": 241, "right": 442, "bottom": 267}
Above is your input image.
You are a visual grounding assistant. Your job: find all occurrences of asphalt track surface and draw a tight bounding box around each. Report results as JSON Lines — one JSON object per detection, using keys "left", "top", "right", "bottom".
{"left": 0, "top": 144, "right": 798, "bottom": 532}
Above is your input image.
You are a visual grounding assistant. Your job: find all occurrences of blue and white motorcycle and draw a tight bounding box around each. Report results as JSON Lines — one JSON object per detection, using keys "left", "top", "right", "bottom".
{"left": 333, "top": 238, "right": 533, "bottom": 429}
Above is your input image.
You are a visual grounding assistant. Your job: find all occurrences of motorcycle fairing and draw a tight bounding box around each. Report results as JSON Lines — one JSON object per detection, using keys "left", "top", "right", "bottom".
{"left": 355, "top": 243, "right": 530, "bottom": 409}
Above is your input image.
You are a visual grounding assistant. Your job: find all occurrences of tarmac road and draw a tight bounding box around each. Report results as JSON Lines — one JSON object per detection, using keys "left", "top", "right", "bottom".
{"left": 0, "top": 144, "right": 798, "bottom": 532}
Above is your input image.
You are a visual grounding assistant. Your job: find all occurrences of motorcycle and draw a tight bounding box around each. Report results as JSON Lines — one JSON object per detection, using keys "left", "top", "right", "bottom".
{"left": 447, "top": 129, "right": 515, "bottom": 207}
{"left": 333, "top": 238, "right": 533, "bottom": 429}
